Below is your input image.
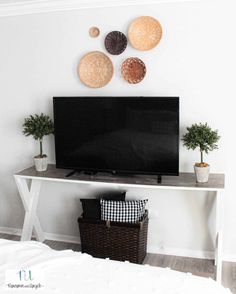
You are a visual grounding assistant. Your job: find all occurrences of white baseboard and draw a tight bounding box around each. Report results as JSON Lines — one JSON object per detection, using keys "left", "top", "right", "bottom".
{"left": 147, "top": 245, "right": 215, "bottom": 260}
{"left": 0, "top": 226, "right": 81, "bottom": 244}
{"left": 0, "top": 226, "right": 22, "bottom": 236}
{"left": 44, "top": 232, "right": 81, "bottom": 244}
{"left": 222, "top": 254, "right": 236, "bottom": 263}
{"left": 1, "top": 226, "right": 236, "bottom": 262}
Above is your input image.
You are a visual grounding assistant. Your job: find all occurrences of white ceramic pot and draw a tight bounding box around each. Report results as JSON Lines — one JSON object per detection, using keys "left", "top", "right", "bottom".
{"left": 34, "top": 156, "right": 48, "bottom": 172}
{"left": 194, "top": 165, "right": 210, "bottom": 183}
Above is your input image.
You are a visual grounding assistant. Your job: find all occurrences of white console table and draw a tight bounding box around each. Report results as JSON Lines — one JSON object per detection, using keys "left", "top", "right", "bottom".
{"left": 14, "top": 164, "right": 225, "bottom": 283}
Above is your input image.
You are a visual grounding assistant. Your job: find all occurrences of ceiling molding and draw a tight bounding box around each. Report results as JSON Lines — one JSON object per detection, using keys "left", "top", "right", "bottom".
{"left": 0, "top": 0, "right": 200, "bottom": 18}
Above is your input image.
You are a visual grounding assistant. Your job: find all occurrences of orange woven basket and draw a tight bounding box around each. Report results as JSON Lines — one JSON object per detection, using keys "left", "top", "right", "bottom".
{"left": 121, "top": 57, "right": 146, "bottom": 84}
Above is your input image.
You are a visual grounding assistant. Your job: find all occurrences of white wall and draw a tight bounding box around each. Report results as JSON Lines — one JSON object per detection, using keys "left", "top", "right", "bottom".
{"left": 0, "top": 0, "right": 235, "bottom": 258}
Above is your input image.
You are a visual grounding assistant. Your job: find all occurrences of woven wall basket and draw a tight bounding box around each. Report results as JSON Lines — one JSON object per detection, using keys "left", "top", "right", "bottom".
{"left": 105, "top": 31, "right": 127, "bottom": 55}
{"left": 78, "top": 51, "right": 114, "bottom": 88}
{"left": 128, "top": 16, "right": 162, "bottom": 51}
{"left": 121, "top": 57, "right": 146, "bottom": 84}
{"left": 89, "top": 27, "right": 100, "bottom": 38}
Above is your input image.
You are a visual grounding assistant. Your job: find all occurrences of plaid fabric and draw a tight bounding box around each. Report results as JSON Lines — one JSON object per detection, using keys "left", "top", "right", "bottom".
{"left": 100, "top": 199, "right": 148, "bottom": 223}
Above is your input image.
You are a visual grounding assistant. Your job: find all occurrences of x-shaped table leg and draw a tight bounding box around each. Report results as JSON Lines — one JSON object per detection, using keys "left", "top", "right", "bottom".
{"left": 14, "top": 176, "right": 45, "bottom": 242}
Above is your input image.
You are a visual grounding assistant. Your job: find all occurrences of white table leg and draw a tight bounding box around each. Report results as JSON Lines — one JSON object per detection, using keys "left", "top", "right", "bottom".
{"left": 215, "top": 190, "right": 224, "bottom": 283}
{"left": 14, "top": 176, "right": 45, "bottom": 242}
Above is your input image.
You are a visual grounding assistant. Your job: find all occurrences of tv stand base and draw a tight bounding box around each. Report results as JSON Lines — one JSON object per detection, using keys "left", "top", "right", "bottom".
{"left": 66, "top": 170, "right": 98, "bottom": 178}
{"left": 66, "top": 170, "right": 163, "bottom": 183}
{"left": 84, "top": 171, "right": 98, "bottom": 175}
{"left": 157, "top": 175, "right": 162, "bottom": 184}
{"left": 65, "top": 170, "right": 77, "bottom": 178}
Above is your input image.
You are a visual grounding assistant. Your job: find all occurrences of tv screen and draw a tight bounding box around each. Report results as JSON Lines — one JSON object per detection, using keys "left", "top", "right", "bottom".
{"left": 53, "top": 97, "right": 179, "bottom": 176}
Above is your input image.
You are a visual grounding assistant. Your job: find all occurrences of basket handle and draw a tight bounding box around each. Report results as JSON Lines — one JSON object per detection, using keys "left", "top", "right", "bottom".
{"left": 140, "top": 221, "right": 143, "bottom": 230}
{"left": 106, "top": 220, "right": 111, "bottom": 228}
{"left": 140, "top": 210, "right": 148, "bottom": 229}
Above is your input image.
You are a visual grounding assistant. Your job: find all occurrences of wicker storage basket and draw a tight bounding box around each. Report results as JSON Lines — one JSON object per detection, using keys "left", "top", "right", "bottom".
{"left": 78, "top": 211, "right": 148, "bottom": 264}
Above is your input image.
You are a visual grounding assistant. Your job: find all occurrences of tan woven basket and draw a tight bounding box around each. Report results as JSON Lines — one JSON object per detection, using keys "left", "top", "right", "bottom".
{"left": 89, "top": 27, "right": 100, "bottom": 38}
{"left": 78, "top": 51, "right": 114, "bottom": 88}
{"left": 128, "top": 16, "right": 162, "bottom": 51}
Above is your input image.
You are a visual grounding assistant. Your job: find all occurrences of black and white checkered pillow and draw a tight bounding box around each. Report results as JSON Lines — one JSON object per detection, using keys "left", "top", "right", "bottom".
{"left": 100, "top": 199, "right": 148, "bottom": 223}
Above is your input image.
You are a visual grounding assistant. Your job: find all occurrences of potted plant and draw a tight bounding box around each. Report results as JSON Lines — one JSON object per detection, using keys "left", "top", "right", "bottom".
{"left": 23, "top": 113, "right": 54, "bottom": 172}
{"left": 182, "top": 123, "right": 220, "bottom": 183}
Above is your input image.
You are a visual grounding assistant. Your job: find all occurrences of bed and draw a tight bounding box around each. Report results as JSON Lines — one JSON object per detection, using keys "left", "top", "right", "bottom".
{"left": 0, "top": 239, "right": 231, "bottom": 294}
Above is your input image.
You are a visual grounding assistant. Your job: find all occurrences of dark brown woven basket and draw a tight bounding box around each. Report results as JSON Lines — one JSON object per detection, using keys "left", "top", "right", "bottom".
{"left": 78, "top": 211, "right": 148, "bottom": 264}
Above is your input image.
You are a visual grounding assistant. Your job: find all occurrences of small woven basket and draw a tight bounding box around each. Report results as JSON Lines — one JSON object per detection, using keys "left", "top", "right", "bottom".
{"left": 78, "top": 211, "right": 148, "bottom": 264}
{"left": 121, "top": 57, "right": 146, "bottom": 84}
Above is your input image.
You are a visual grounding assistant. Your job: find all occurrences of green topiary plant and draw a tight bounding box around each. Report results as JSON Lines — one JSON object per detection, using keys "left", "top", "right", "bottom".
{"left": 182, "top": 123, "right": 220, "bottom": 167}
{"left": 23, "top": 113, "right": 54, "bottom": 158}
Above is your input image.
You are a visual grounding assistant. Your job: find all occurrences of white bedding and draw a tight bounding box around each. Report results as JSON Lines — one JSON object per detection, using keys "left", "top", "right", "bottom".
{"left": 0, "top": 239, "right": 231, "bottom": 294}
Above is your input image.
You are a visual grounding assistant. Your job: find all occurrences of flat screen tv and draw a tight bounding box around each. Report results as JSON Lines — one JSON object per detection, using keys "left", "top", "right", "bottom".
{"left": 53, "top": 97, "right": 179, "bottom": 177}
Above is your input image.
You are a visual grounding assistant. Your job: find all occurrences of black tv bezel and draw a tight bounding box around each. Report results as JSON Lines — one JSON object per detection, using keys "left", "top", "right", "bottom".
{"left": 53, "top": 96, "right": 180, "bottom": 177}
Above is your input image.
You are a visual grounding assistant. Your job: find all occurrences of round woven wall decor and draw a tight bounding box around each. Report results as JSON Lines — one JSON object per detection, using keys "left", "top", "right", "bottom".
{"left": 78, "top": 51, "right": 114, "bottom": 88}
{"left": 121, "top": 57, "right": 146, "bottom": 84}
{"left": 89, "top": 26, "right": 100, "bottom": 38}
{"left": 128, "top": 16, "right": 162, "bottom": 51}
{"left": 105, "top": 31, "right": 127, "bottom": 55}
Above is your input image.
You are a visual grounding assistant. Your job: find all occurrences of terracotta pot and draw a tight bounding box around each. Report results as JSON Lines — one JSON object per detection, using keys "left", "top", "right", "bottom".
{"left": 34, "top": 156, "right": 48, "bottom": 172}
{"left": 194, "top": 165, "right": 210, "bottom": 183}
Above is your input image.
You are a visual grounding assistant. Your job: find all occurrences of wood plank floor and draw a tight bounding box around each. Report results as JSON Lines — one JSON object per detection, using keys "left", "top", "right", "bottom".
{"left": 1, "top": 233, "right": 236, "bottom": 293}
